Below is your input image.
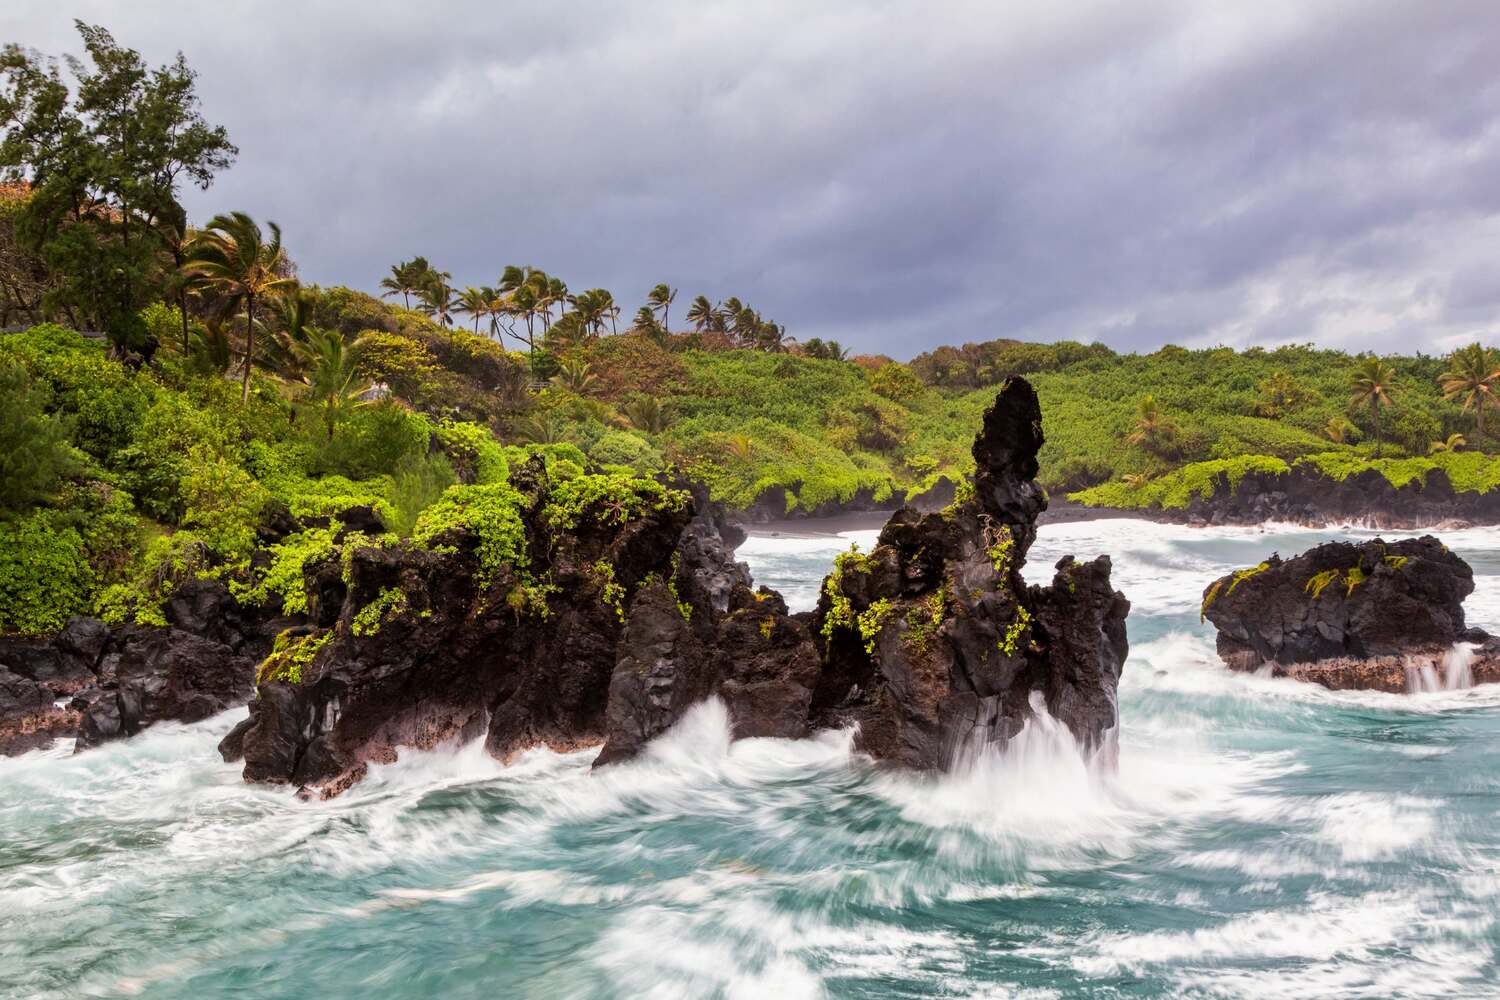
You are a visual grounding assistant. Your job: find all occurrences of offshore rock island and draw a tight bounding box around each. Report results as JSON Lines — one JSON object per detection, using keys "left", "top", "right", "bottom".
{"left": 1201, "top": 536, "right": 1500, "bottom": 692}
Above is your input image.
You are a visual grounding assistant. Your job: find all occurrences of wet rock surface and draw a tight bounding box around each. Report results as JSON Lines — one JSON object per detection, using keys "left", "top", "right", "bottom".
{"left": 1200, "top": 535, "right": 1499, "bottom": 691}
{"left": 809, "top": 379, "right": 1129, "bottom": 768}
{"left": 0, "top": 593, "right": 274, "bottom": 756}
{"left": 1203, "top": 536, "right": 1473, "bottom": 667}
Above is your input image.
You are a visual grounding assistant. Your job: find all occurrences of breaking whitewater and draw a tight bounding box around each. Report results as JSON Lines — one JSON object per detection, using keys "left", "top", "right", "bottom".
{"left": 3, "top": 518, "right": 1499, "bottom": 999}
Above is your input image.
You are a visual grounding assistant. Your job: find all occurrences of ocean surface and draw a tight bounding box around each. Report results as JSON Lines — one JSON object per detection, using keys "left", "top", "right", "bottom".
{"left": 3, "top": 519, "right": 1499, "bottom": 999}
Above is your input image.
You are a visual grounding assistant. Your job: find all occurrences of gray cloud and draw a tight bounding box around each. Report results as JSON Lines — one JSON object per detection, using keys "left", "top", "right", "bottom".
{"left": 3, "top": 0, "right": 1497, "bottom": 357}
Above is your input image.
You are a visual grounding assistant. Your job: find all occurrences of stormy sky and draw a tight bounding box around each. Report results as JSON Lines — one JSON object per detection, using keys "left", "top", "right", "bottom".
{"left": 3, "top": 1, "right": 1498, "bottom": 358}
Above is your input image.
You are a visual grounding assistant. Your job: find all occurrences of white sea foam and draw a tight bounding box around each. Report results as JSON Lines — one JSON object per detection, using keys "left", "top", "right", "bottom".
{"left": 5, "top": 517, "right": 1500, "bottom": 998}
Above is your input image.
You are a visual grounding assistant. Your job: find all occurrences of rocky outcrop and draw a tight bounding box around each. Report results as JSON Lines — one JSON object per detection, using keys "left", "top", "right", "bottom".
{"left": 228, "top": 464, "right": 703, "bottom": 789}
{"left": 229, "top": 470, "right": 823, "bottom": 791}
{"left": 5, "top": 377, "right": 1129, "bottom": 784}
{"left": 1201, "top": 535, "right": 1500, "bottom": 691}
{"left": 226, "top": 376, "right": 1129, "bottom": 794}
{"left": 0, "top": 580, "right": 286, "bottom": 755}
{"left": 809, "top": 379, "right": 1129, "bottom": 768}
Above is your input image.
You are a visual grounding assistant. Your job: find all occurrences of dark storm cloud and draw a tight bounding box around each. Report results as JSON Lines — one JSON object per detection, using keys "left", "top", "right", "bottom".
{"left": 3, "top": 0, "right": 1497, "bottom": 357}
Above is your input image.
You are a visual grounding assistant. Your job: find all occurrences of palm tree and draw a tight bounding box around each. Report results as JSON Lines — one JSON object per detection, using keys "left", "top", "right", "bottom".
{"left": 647, "top": 283, "right": 677, "bottom": 333}
{"left": 1126, "top": 394, "right": 1179, "bottom": 453}
{"left": 517, "top": 413, "right": 567, "bottom": 444}
{"left": 570, "top": 289, "right": 615, "bottom": 337}
{"left": 188, "top": 315, "right": 234, "bottom": 375}
{"left": 725, "top": 432, "right": 755, "bottom": 462}
{"left": 622, "top": 395, "right": 668, "bottom": 434}
{"left": 542, "top": 275, "right": 567, "bottom": 329}
{"left": 686, "top": 294, "right": 716, "bottom": 332}
{"left": 184, "top": 212, "right": 297, "bottom": 404}
{"left": 380, "top": 257, "right": 431, "bottom": 310}
{"left": 551, "top": 355, "right": 596, "bottom": 394}
{"left": 755, "top": 319, "right": 786, "bottom": 353}
{"left": 1349, "top": 357, "right": 1401, "bottom": 457}
{"left": 156, "top": 211, "right": 199, "bottom": 355}
{"left": 298, "top": 328, "right": 372, "bottom": 438}
{"left": 417, "top": 269, "right": 457, "bottom": 327}
{"left": 603, "top": 290, "right": 620, "bottom": 335}
{"left": 457, "top": 286, "right": 493, "bottom": 334}
{"left": 547, "top": 313, "right": 589, "bottom": 353}
{"left": 1430, "top": 432, "right": 1467, "bottom": 454}
{"left": 731, "top": 306, "right": 761, "bottom": 347}
{"left": 262, "top": 286, "right": 318, "bottom": 380}
{"left": 1322, "top": 416, "right": 1357, "bottom": 444}
{"left": 801, "top": 337, "right": 848, "bottom": 361}
{"left": 1438, "top": 343, "right": 1500, "bottom": 442}
{"left": 630, "top": 306, "right": 660, "bottom": 336}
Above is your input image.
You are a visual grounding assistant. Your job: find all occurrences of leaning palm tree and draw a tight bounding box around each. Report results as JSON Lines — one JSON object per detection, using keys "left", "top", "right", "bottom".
{"left": 184, "top": 211, "right": 298, "bottom": 404}
{"left": 297, "top": 328, "right": 372, "bottom": 439}
{"left": 1438, "top": 343, "right": 1500, "bottom": 442}
{"left": 686, "top": 294, "right": 716, "bottom": 332}
{"left": 1430, "top": 432, "right": 1467, "bottom": 454}
{"left": 630, "top": 306, "right": 660, "bottom": 337}
{"left": 417, "top": 270, "right": 457, "bottom": 327}
{"left": 457, "top": 286, "right": 493, "bottom": 334}
{"left": 647, "top": 283, "right": 677, "bottom": 333}
{"left": 1349, "top": 356, "right": 1401, "bottom": 458}
{"left": 380, "top": 257, "right": 431, "bottom": 310}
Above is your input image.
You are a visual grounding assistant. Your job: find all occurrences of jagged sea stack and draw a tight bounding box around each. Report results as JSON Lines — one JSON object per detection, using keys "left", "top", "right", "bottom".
{"left": 810, "top": 378, "right": 1131, "bottom": 768}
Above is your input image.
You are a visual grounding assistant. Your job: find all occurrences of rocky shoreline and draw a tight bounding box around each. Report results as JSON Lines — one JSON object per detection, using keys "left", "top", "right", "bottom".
{"left": 1, "top": 378, "right": 1131, "bottom": 800}
{"left": 1074, "top": 465, "right": 1500, "bottom": 530}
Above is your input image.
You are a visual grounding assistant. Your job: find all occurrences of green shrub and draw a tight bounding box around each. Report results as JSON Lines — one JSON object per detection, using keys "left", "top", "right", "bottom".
{"left": 232, "top": 527, "right": 338, "bottom": 614}
{"left": 541, "top": 473, "right": 689, "bottom": 532}
{"left": 315, "top": 402, "right": 431, "bottom": 480}
{"left": 0, "top": 508, "right": 92, "bottom": 635}
{"left": 0, "top": 357, "right": 79, "bottom": 515}
{"left": 413, "top": 482, "right": 529, "bottom": 583}
{"left": 180, "top": 445, "right": 270, "bottom": 565}
{"left": 434, "top": 420, "right": 509, "bottom": 484}
{"left": 1071, "top": 455, "right": 1290, "bottom": 509}
{"left": 589, "top": 429, "right": 663, "bottom": 474}
{"left": 388, "top": 451, "right": 458, "bottom": 537}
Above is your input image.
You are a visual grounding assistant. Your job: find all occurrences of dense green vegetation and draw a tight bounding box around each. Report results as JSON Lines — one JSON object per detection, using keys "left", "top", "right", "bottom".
{"left": 6, "top": 23, "right": 1500, "bottom": 635}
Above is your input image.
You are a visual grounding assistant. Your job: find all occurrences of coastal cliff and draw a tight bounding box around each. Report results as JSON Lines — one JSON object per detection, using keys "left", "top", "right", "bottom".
{"left": 3, "top": 378, "right": 1131, "bottom": 794}
{"left": 224, "top": 376, "right": 1127, "bottom": 793}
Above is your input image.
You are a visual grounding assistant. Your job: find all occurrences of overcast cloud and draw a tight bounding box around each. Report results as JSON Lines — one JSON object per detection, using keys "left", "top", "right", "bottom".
{"left": 3, "top": 0, "right": 1497, "bottom": 358}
